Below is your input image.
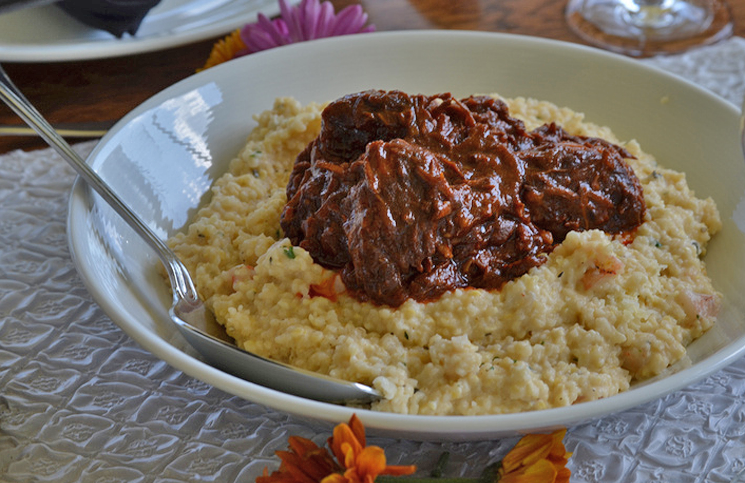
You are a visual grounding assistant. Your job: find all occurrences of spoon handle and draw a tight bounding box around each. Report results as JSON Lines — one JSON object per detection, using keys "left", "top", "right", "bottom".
{"left": 0, "top": 64, "right": 198, "bottom": 304}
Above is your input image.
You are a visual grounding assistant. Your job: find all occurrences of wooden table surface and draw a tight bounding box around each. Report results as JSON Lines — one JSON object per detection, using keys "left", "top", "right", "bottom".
{"left": 1, "top": 0, "right": 743, "bottom": 154}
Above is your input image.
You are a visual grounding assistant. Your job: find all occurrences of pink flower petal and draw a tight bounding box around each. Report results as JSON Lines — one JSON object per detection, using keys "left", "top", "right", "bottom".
{"left": 298, "top": 0, "right": 319, "bottom": 40}
{"left": 313, "top": 2, "right": 335, "bottom": 38}
{"left": 282, "top": 0, "right": 305, "bottom": 42}
{"left": 331, "top": 5, "right": 368, "bottom": 35}
{"left": 241, "top": 13, "right": 291, "bottom": 51}
{"left": 304, "top": 0, "right": 331, "bottom": 39}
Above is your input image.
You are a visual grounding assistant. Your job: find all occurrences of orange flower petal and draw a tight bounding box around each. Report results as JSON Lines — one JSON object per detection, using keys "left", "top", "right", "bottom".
{"left": 499, "top": 429, "right": 572, "bottom": 483}
{"left": 258, "top": 435, "right": 341, "bottom": 483}
{"left": 356, "top": 446, "right": 388, "bottom": 477}
{"left": 381, "top": 464, "right": 417, "bottom": 476}
{"left": 330, "top": 421, "right": 364, "bottom": 467}
{"left": 547, "top": 430, "right": 572, "bottom": 462}
{"left": 325, "top": 415, "right": 417, "bottom": 483}
{"left": 341, "top": 441, "right": 357, "bottom": 469}
{"left": 501, "top": 434, "right": 554, "bottom": 473}
{"left": 342, "top": 467, "right": 362, "bottom": 483}
{"left": 555, "top": 466, "right": 572, "bottom": 483}
{"left": 275, "top": 451, "right": 325, "bottom": 483}
{"left": 499, "top": 459, "right": 557, "bottom": 483}
{"left": 320, "top": 474, "right": 348, "bottom": 483}
{"left": 348, "top": 414, "right": 367, "bottom": 447}
{"left": 199, "top": 28, "right": 247, "bottom": 71}
{"left": 288, "top": 436, "right": 321, "bottom": 456}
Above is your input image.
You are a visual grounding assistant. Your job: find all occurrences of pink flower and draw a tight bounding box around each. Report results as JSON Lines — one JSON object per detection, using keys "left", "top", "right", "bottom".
{"left": 240, "top": 0, "right": 375, "bottom": 54}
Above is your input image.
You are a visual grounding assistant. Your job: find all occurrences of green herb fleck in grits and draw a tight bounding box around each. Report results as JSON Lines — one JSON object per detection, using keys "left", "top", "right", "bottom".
{"left": 283, "top": 246, "right": 296, "bottom": 259}
{"left": 404, "top": 331, "right": 409, "bottom": 340}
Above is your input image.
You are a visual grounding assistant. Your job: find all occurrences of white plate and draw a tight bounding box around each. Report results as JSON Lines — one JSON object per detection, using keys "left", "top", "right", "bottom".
{"left": 0, "top": 0, "right": 291, "bottom": 62}
{"left": 67, "top": 30, "right": 745, "bottom": 441}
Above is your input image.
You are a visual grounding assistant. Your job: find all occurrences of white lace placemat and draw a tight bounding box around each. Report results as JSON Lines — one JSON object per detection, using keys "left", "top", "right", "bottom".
{"left": 1, "top": 37, "right": 745, "bottom": 483}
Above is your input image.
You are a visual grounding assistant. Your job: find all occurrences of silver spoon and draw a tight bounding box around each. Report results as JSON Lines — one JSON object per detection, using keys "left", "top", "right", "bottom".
{"left": 0, "top": 65, "right": 379, "bottom": 404}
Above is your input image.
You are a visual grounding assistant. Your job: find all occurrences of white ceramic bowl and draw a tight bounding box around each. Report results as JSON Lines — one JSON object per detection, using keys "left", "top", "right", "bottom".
{"left": 67, "top": 30, "right": 745, "bottom": 441}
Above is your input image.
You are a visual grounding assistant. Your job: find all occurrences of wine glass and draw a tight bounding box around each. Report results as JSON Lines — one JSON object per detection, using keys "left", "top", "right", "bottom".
{"left": 565, "top": 0, "right": 734, "bottom": 57}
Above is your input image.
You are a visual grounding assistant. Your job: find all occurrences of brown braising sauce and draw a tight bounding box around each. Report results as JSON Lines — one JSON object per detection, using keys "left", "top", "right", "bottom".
{"left": 280, "top": 90, "right": 646, "bottom": 307}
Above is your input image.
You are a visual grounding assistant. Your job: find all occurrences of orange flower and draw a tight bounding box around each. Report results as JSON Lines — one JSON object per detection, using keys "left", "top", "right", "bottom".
{"left": 258, "top": 415, "right": 416, "bottom": 483}
{"left": 257, "top": 435, "right": 341, "bottom": 483}
{"left": 497, "top": 429, "right": 572, "bottom": 483}
{"left": 257, "top": 416, "right": 571, "bottom": 483}
{"left": 324, "top": 415, "right": 417, "bottom": 483}
{"left": 200, "top": 29, "right": 248, "bottom": 71}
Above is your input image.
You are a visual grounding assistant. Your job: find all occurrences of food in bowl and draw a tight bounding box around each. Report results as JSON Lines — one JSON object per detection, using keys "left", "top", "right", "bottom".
{"left": 167, "top": 90, "right": 721, "bottom": 415}
{"left": 282, "top": 91, "right": 646, "bottom": 307}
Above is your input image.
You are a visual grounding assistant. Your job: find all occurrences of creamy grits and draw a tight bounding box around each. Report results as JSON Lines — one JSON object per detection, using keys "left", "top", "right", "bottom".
{"left": 167, "top": 94, "right": 721, "bottom": 415}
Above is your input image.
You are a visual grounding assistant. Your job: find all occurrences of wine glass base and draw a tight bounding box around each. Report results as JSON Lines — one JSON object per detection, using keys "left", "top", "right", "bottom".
{"left": 566, "top": 0, "right": 734, "bottom": 57}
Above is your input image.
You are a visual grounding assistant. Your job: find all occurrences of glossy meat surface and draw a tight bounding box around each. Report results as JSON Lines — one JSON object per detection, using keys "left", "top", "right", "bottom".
{"left": 281, "top": 91, "right": 645, "bottom": 306}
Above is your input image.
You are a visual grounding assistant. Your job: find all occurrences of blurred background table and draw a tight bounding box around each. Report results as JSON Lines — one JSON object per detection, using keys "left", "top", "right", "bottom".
{"left": 1, "top": 0, "right": 744, "bottom": 154}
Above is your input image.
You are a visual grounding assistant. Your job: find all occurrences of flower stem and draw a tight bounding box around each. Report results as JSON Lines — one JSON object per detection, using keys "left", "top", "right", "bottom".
{"left": 431, "top": 452, "right": 450, "bottom": 478}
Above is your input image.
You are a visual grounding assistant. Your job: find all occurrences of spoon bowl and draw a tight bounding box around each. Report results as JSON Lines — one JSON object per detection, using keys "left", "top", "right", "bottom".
{"left": 0, "top": 64, "right": 379, "bottom": 405}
